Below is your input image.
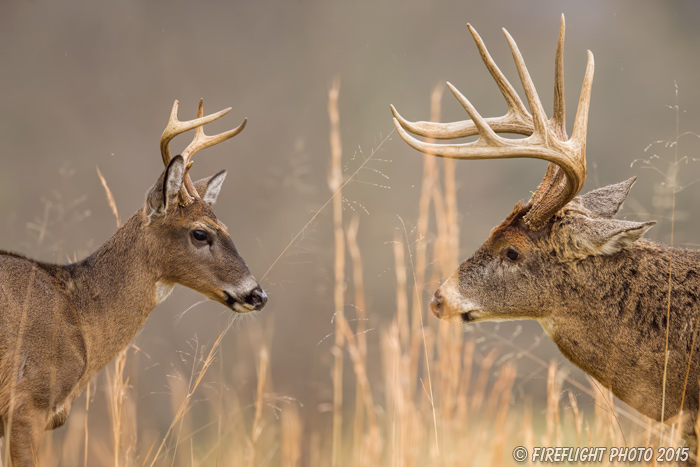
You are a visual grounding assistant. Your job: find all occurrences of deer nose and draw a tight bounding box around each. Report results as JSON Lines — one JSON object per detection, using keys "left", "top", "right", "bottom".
{"left": 244, "top": 286, "right": 268, "bottom": 311}
{"left": 430, "top": 291, "right": 443, "bottom": 318}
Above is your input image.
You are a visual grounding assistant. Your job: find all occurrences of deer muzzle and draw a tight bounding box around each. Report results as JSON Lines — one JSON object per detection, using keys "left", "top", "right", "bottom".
{"left": 430, "top": 290, "right": 443, "bottom": 318}
{"left": 243, "top": 285, "right": 268, "bottom": 310}
{"left": 431, "top": 276, "right": 480, "bottom": 323}
{"left": 223, "top": 284, "right": 268, "bottom": 313}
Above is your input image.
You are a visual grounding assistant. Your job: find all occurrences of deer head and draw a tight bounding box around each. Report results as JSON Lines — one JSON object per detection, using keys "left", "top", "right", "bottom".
{"left": 391, "top": 16, "right": 654, "bottom": 324}
{"left": 146, "top": 99, "right": 267, "bottom": 313}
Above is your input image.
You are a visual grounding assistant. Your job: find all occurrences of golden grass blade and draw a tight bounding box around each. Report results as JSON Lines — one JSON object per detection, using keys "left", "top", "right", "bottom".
{"left": 398, "top": 216, "right": 439, "bottom": 457}
{"left": 147, "top": 320, "right": 232, "bottom": 467}
{"left": 409, "top": 84, "right": 444, "bottom": 394}
{"left": 328, "top": 76, "right": 345, "bottom": 467}
{"left": 96, "top": 167, "right": 121, "bottom": 228}
{"left": 247, "top": 346, "right": 269, "bottom": 467}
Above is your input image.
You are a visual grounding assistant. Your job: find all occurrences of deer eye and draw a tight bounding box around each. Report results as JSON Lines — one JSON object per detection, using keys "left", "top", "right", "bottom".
{"left": 505, "top": 248, "right": 520, "bottom": 261}
{"left": 192, "top": 229, "right": 208, "bottom": 243}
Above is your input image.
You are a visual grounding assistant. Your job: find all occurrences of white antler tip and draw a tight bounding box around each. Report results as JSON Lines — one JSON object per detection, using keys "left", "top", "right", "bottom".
{"left": 466, "top": 23, "right": 480, "bottom": 41}
{"left": 390, "top": 104, "right": 403, "bottom": 120}
{"left": 170, "top": 100, "right": 180, "bottom": 117}
{"left": 502, "top": 28, "right": 517, "bottom": 45}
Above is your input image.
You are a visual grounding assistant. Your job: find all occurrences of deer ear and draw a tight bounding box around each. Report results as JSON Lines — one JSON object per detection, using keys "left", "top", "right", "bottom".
{"left": 570, "top": 217, "right": 656, "bottom": 257}
{"left": 576, "top": 177, "right": 636, "bottom": 218}
{"left": 145, "top": 156, "right": 185, "bottom": 219}
{"left": 193, "top": 170, "right": 227, "bottom": 206}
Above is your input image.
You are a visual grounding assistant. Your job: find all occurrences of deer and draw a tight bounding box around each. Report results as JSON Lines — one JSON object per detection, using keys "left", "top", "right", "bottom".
{"left": 0, "top": 99, "right": 267, "bottom": 466}
{"left": 392, "top": 15, "right": 700, "bottom": 447}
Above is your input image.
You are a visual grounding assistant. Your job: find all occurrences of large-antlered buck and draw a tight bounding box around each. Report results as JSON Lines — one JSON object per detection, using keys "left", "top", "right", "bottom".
{"left": 392, "top": 16, "right": 700, "bottom": 445}
{"left": 0, "top": 100, "right": 267, "bottom": 466}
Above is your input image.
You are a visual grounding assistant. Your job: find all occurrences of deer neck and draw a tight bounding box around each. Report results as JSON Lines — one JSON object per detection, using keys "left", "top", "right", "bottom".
{"left": 66, "top": 211, "right": 165, "bottom": 373}
{"left": 545, "top": 240, "right": 700, "bottom": 419}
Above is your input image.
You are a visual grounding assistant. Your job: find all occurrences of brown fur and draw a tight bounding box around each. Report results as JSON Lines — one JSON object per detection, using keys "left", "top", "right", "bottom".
{"left": 0, "top": 158, "right": 263, "bottom": 466}
{"left": 434, "top": 178, "right": 700, "bottom": 437}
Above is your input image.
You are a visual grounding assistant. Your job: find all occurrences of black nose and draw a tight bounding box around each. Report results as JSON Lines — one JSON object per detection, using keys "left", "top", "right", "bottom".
{"left": 430, "top": 291, "right": 442, "bottom": 318}
{"left": 244, "top": 286, "right": 268, "bottom": 311}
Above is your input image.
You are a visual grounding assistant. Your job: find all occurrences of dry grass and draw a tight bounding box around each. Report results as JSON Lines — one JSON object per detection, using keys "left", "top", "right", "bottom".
{"left": 3, "top": 88, "right": 696, "bottom": 467}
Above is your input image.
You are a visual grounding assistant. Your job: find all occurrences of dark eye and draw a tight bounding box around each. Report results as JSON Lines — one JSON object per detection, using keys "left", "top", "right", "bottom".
{"left": 505, "top": 248, "right": 520, "bottom": 261}
{"left": 192, "top": 229, "right": 208, "bottom": 243}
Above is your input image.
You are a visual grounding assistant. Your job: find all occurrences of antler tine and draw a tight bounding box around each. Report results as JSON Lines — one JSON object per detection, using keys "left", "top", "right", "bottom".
{"left": 391, "top": 23, "right": 534, "bottom": 141}
{"left": 526, "top": 14, "right": 567, "bottom": 209}
{"left": 468, "top": 23, "right": 530, "bottom": 122}
{"left": 522, "top": 48, "right": 594, "bottom": 227}
{"left": 179, "top": 99, "right": 247, "bottom": 205}
{"left": 160, "top": 100, "right": 234, "bottom": 166}
{"left": 502, "top": 29, "right": 549, "bottom": 140}
{"left": 391, "top": 16, "right": 594, "bottom": 230}
{"left": 391, "top": 105, "right": 533, "bottom": 139}
{"left": 177, "top": 99, "right": 247, "bottom": 204}
{"left": 180, "top": 100, "right": 247, "bottom": 164}
{"left": 571, "top": 51, "right": 595, "bottom": 145}
{"left": 552, "top": 14, "right": 567, "bottom": 138}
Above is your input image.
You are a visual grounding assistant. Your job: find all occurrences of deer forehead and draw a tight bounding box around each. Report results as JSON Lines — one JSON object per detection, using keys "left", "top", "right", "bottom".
{"left": 486, "top": 226, "right": 534, "bottom": 253}
{"left": 177, "top": 205, "right": 229, "bottom": 234}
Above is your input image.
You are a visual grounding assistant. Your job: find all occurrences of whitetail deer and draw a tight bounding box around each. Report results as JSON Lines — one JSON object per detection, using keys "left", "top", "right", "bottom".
{"left": 392, "top": 16, "right": 700, "bottom": 442}
{"left": 0, "top": 100, "right": 267, "bottom": 465}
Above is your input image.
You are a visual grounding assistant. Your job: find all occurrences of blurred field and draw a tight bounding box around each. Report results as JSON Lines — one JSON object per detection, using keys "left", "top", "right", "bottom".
{"left": 1, "top": 1, "right": 700, "bottom": 466}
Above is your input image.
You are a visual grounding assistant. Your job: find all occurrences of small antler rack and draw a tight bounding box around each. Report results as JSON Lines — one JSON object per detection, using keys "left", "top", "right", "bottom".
{"left": 160, "top": 99, "right": 247, "bottom": 206}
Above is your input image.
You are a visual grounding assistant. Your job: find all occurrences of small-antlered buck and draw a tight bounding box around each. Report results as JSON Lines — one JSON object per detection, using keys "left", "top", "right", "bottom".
{"left": 0, "top": 100, "right": 267, "bottom": 465}
{"left": 393, "top": 16, "right": 700, "bottom": 441}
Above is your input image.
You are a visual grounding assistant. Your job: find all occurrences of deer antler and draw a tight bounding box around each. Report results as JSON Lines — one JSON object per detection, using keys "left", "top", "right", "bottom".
{"left": 391, "top": 15, "right": 594, "bottom": 230}
{"left": 160, "top": 99, "right": 247, "bottom": 206}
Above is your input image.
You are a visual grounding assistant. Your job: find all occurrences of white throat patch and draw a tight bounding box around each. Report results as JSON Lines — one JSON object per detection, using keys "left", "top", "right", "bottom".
{"left": 537, "top": 317, "right": 556, "bottom": 340}
{"left": 155, "top": 281, "right": 175, "bottom": 305}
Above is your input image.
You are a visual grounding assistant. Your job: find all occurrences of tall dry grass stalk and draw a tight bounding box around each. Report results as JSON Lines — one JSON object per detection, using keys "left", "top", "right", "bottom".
{"left": 346, "top": 216, "right": 368, "bottom": 463}
{"left": 281, "top": 404, "right": 302, "bottom": 467}
{"left": 105, "top": 350, "right": 129, "bottom": 467}
{"left": 247, "top": 346, "right": 270, "bottom": 467}
{"left": 328, "top": 77, "right": 345, "bottom": 467}
{"left": 409, "top": 85, "right": 444, "bottom": 390}
{"left": 97, "top": 167, "right": 137, "bottom": 467}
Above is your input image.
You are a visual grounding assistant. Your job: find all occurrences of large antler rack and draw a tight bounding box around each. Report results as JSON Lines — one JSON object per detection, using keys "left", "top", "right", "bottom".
{"left": 391, "top": 15, "right": 594, "bottom": 230}
{"left": 160, "top": 99, "right": 247, "bottom": 206}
